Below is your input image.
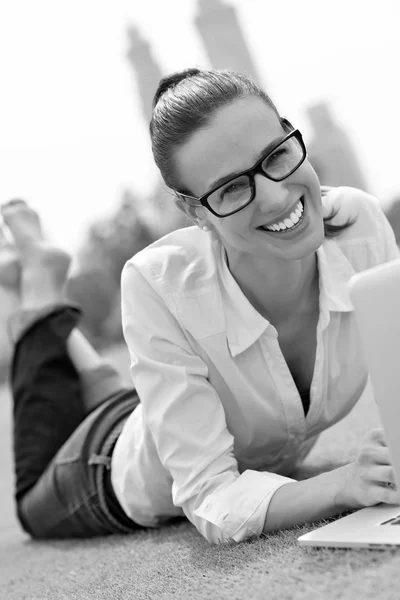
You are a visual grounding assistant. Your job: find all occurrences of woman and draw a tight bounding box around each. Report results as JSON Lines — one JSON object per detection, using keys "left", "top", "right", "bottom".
{"left": 5, "top": 68, "right": 400, "bottom": 545}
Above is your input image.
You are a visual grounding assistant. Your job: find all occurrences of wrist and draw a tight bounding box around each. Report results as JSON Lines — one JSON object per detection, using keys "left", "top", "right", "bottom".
{"left": 263, "top": 465, "right": 360, "bottom": 534}
{"left": 333, "top": 463, "right": 359, "bottom": 511}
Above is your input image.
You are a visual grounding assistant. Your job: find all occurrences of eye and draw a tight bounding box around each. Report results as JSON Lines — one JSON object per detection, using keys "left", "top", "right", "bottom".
{"left": 223, "top": 181, "right": 247, "bottom": 195}
{"left": 217, "top": 176, "right": 249, "bottom": 200}
{"left": 267, "top": 147, "right": 288, "bottom": 164}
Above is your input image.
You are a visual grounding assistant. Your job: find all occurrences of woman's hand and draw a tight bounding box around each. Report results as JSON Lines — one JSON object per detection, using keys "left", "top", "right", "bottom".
{"left": 338, "top": 428, "right": 400, "bottom": 509}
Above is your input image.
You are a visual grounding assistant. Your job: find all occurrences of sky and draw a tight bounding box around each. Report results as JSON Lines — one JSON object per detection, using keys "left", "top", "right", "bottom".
{"left": 0, "top": 0, "right": 399, "bottom": 251}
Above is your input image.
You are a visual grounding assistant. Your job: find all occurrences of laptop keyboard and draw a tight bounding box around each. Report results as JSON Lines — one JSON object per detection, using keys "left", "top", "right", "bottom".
{"left": 380, "top": 515, "right": 400, "bottom": 526}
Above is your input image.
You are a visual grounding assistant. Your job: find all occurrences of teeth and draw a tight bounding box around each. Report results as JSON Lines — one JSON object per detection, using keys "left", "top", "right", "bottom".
{"left": 291, "top": 211, "right": 299, "bottom": 224}
{"left": 265, "top": 199, "right": 304, "bottom": 232}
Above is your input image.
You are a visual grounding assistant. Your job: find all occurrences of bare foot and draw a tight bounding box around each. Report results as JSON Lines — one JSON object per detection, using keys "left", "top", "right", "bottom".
{"left": 0, "top": 224, "right": 21, "bottom": 290}
{"left": 0, "top": 225, "right": 21, "bottom": 353}
{"left": 1, "top": 199, "right": 72, "bottom": 310}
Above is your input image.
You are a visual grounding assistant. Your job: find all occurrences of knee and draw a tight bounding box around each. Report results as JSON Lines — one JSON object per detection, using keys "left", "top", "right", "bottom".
{"left": 16, "top": 498, "right": 56, "bottom": 539}
{"left": 16, "top": 502, "right": 38, "bottom": 538}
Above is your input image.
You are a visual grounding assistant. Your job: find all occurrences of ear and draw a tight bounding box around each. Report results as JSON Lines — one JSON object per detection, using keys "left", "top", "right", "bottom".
{"left": 174, "top": 194, "right": 205, "bottom": 227}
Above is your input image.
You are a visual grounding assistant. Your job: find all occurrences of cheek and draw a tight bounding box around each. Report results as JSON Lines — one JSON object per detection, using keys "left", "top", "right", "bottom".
{"left": 304, "top": 160, "right": 321, "bottom": 187}
{"left": 194, "top": 206, "right": 217, "bottom": 230}
{"left": 217, "top": 217, "right": 251, "bottom": 245}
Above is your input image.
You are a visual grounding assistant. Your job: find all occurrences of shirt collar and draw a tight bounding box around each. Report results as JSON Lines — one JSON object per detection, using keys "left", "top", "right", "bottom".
{"left": 216, "top": 237, "right": 355, "bottom": 358}
{"left": 317, "top": 238, "right": 355, "bottom": 313}
{"left": 217, "top": 242, "right": 269, "bottom": 357}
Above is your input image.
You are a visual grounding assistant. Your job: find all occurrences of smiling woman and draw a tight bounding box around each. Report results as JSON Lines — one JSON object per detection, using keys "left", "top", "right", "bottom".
{"left": 7, "top": 68, "right": 400, "bottom": 547}
{"left": 117, "top": 68, "right": 400, "bottom": 542}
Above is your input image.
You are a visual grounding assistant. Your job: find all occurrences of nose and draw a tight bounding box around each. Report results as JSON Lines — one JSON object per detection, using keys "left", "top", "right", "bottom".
{"left": 253, "top": 174, "right": 291, "bottom": 215}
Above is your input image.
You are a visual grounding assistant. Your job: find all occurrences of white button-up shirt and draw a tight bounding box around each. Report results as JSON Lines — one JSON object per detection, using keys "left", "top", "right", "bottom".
{"left": 112, "top": 187, "right": 400, "bottom": 544}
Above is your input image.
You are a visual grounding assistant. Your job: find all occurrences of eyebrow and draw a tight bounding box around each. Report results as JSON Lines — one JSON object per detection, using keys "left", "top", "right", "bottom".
{"left": 207, "top": 134, "right": 286, "bottom": 191}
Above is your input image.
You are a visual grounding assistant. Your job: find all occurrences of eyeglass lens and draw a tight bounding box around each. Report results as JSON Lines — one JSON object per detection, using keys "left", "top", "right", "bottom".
{"left": 208, "top": 135, "right": 304, "bottom": 216}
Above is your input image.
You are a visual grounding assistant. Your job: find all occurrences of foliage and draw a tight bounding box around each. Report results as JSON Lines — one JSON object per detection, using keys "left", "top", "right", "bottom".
{"left": 67, "top": 185, "right": 189, "bottom": 347}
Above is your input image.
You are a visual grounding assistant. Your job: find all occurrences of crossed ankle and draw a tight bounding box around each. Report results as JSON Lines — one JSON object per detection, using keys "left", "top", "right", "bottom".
{"left": 8, "top": 302, "right": 81, "bottom": 343}
{"left": 19, "top": 249, "right": 71, "bottom": 309}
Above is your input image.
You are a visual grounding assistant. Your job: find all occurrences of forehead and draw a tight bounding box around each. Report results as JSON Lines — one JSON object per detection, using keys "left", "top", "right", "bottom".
{"left": 175, "top": 96, "right": 283, "bottom": 196}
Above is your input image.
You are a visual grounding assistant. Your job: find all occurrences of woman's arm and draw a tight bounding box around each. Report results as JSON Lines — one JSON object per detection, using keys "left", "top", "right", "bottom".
{"left": 263, "top": 466, "right": 350, "bottom": 533}
{"left": 264, "top": 428, "right": 400, "bottom": 533}
{"left": 121, "top": 260, "right": 295, "bottom": 544}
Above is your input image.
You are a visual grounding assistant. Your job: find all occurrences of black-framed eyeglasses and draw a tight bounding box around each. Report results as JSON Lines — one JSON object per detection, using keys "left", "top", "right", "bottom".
{"left": 175, "top": 120, "right": 307, "bottom": 218}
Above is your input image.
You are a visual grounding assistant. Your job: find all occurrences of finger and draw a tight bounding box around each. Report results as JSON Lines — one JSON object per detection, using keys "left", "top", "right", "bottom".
{"left": 370, "top": 446, "right": 390, "bottom": 465}
{"left": 368, "top": 428, "right": 387, "bottom": 447}
{"left": 380, "top": 485, "right": 400, "bottom": 506}
{"left": 370, "top": 465, "right": 397, "bottom": 485}
{"left": 361, "top": 445, "right": 390, "bottom": 466}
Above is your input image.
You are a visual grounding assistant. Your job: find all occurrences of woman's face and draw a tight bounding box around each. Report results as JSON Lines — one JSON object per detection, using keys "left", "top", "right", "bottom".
{"left": 174, "top": 95, "right": 325, "bottom": 263}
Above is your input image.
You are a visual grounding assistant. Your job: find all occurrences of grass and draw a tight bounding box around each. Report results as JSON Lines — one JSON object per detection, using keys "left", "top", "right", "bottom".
{"left": 1, "top": 343, "right": 400, "bottom": 600}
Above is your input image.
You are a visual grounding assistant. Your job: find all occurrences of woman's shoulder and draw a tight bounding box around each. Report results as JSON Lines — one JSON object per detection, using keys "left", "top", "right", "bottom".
{"left": 123, "top": 225, "right": 219, "bottom": 294}
{"left": 321, "top": 186, "right": 399, "bottom": 271}
{"left": 321, "top": 185, "right": 386, "bottom": 241}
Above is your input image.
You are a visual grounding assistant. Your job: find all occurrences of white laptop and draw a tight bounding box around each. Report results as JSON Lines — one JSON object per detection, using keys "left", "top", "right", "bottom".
{"left": 298, "top": 257, "right": 400, "bottom": 548}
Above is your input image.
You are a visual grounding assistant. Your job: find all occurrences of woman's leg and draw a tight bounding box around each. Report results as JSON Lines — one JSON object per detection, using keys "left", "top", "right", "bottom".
{"left": 66, "top": 329, "right": 131, "bottom": 414}
{"left": 13, "top": 306, "right": 139, "bottom": 538}
{"left": 1, "top": 200, "right": 84, "bottom": 501}
{"left": 12, "top": 306, "right": 86, "bottom": 504}
{"left": 2, "top": 200, "right": 129, "bottom": 415}
{"left": 2, "top": 200, "right": 138, "bottom": 537}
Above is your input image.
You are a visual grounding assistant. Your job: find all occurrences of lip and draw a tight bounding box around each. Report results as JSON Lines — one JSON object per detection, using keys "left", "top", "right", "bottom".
{"left": 256, "top": 196, "right": 305, "bottom": 232}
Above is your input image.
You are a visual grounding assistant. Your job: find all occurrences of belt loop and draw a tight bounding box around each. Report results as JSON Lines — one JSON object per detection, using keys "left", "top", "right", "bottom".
{"left": 88, "top": 453, "right": 112, "bottom": 470}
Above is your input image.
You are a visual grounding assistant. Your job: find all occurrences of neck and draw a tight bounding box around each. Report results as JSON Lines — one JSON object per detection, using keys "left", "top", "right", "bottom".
{"left": 227, "top": 250, "right": 319, "bottom": 325}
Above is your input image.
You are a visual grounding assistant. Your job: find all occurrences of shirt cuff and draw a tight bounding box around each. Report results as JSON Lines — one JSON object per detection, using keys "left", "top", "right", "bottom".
{"left": 193, "top": 470, "right": 296, "bottom": 543}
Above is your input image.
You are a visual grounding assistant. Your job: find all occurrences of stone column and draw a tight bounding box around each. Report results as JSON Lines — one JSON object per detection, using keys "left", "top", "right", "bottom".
{"left": 306, "top": 102, "right": 369, "bottom": 193}
{"left": 194, "top": 0, "right": 260, "bottom": 82}
{"left": 126, "top": 26, "right": 164, "bottom": 124}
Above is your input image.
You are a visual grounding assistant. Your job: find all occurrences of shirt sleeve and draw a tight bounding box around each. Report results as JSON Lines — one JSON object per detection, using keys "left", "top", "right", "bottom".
{"left": 121, "top": 261, "right": 295, "bottom": 545}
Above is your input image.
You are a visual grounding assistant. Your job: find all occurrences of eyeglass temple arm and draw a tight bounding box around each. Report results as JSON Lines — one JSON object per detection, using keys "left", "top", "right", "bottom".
{"left": 175, "top": 191, "right": 202, "bottom": 204}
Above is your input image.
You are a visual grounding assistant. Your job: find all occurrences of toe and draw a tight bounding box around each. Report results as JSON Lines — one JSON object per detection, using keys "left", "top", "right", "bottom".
{"left": 0, "top": 224, "right": 13, "bottom": 248}
{"left": 0, "top": 225, "right": 8, "bottom": 247}
{"left": 0, "top": 199, "right": 42, "bottom": 245}
{"left": 1, "top": 199, "right": 35, "bottom": 220}
{"left": 1, "top": 198, "right": 27, "bottom": 214}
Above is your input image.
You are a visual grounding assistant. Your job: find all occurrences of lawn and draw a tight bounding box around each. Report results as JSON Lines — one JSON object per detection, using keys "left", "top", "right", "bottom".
{"left": 1, "top": 343, "right": 400, "bottom": 600}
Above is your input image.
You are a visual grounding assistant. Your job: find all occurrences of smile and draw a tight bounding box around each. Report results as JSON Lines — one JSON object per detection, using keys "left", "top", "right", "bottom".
{"left": 258, "top": 197, "right": 305, "bottom": 233}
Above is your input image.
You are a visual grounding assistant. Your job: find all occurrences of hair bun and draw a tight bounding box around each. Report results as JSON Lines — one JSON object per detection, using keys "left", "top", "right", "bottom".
{"left": 153, "top": 68, "right": 201, "bottom": 108}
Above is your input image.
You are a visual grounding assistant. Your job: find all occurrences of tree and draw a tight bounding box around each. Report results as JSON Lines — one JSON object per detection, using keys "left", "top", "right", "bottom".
{"left": 67, "top": 189, "right": 155, "bottom": 346}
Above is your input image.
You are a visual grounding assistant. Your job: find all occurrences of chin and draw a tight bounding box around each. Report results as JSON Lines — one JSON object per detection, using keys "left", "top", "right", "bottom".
{"left": 286, "top": 228, "right": 325, "bottom": 260}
